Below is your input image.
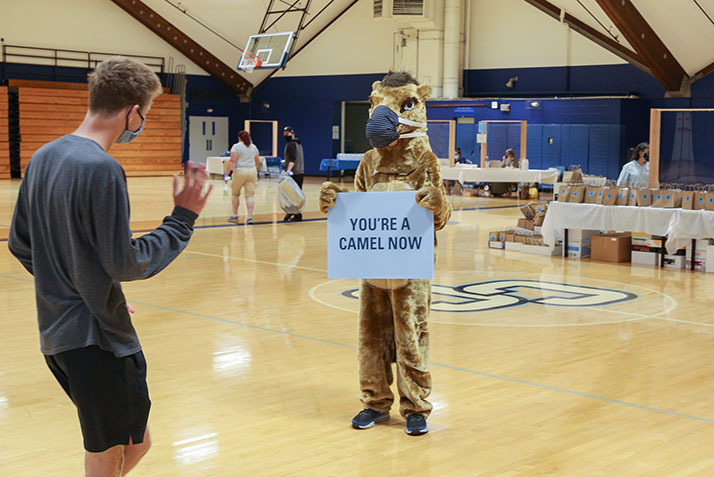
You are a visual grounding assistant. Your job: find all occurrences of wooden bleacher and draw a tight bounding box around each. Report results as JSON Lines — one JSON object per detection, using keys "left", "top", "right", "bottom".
{"left": 15, "top": 80, "right": 182, "bottom": 176}
{"left": 0, "top": 87, "right": 9, "bottom": 179}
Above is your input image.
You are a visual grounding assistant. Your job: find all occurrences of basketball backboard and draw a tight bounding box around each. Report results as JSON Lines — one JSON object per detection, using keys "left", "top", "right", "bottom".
{"left": 238, "top": 32, "right": 294, "bottom": 71}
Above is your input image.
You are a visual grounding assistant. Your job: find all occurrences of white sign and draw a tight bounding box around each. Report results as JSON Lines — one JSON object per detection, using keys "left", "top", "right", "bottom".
{"left": 332, "top": 125, "right": 340, "bottom": 140}
{"left": 327, "top": 191, "right": 434, "bottom": 279}
{"left": 477, "top": 133, "right": 487, "bottom": 143}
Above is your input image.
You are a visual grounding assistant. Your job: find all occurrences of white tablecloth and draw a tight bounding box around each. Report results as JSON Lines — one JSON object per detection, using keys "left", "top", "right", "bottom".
{"left": 441, "top": 167, "right": 559, "bottom": 184}
{"left": 542, "top": 202, "right": 714, "bottom": 253}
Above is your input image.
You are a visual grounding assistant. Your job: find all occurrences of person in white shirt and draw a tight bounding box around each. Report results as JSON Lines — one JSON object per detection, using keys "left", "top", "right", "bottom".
{"left": 225, "top": 130, "right": 261, "bottom": 224}
{"left": 617, "top": 142, "right": 650, "bottom": 188}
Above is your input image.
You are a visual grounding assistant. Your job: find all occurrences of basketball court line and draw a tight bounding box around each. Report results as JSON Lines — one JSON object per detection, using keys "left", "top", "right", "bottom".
{"left": 0, "top": 203, "right": 521, "bottom": 243}
{"left": 2, "top": 270, "right": 709, "bottom": 425}
{"left": 1, "top": 270, "right": 711, "bottom": 425}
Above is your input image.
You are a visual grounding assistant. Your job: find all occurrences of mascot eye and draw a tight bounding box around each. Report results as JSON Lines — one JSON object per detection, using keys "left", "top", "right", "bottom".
{"left": 401, "top": 99, "right": 416, "bottom": 112}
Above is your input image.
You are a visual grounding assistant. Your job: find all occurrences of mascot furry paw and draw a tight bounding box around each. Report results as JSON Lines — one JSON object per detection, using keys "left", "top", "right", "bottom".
{"left": 319, "top": 71, "right": 452, "bottom": 436}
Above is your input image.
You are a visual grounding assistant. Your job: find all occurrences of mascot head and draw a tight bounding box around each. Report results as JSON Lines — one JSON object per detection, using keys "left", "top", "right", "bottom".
{"left": 365, "top": 71, "right": 432, "bottom": 150}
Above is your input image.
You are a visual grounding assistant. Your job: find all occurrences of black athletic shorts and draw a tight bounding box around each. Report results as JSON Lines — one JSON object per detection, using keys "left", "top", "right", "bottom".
{"left": 45, "top": 345, "right": 151, "bottom": 453}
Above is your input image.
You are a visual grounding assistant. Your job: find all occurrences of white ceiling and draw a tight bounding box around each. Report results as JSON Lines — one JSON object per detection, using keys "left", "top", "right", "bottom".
{"left": 547, "top": 0, "right": 714, "bottom": 76}
{"left": 142, "top": 0, "right": 357, "bottom": 85}
{"left": 141, "top": 0, "right": 714, "bottom": 83}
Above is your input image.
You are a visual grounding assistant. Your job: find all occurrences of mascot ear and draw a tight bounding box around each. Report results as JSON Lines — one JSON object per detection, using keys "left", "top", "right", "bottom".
{"left": 417, "top": 84, "right": 432, "bottom": 101}
{"left": 372, "top": 80, "right": 381, "bottom": 91}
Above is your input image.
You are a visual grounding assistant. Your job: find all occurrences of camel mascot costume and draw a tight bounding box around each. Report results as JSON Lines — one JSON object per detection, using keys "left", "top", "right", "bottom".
{"left": 319, "top": 71, "right": 451, "bottom": 436}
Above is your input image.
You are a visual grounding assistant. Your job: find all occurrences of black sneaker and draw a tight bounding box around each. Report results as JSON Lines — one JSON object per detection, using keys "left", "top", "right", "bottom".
{"left": 351, "top": 409, "right": 389, "bottom": 429}
{"left": 283, "top": 214, "right": 293, "bottom": 221}
{"left": 405, "top": 414, "right": 428, "bottom": 436}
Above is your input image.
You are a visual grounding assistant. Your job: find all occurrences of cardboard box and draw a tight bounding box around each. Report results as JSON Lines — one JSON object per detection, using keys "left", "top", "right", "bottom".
{"left": 686, "top": 240, "right": 713, "bottom": 270}
{"left": 663, "top": 254, "right": 685, "bottom": 269}
{"left": 567, "top": 229, "right": 598, "bottom": 259}
{"left": 632, "top": 250, "right": 659, "bottom": 266}
{"left": 519, "top": 244, "right": 562, "bottom": 256}
{"left": 706, "top": 245, "right": 714, "bottom": 273}
{"left": 631, "top": 233, "right": 663, "bottom": 249}
{"left": 505, "top": 241, "right": 523, "bottom": 252}
{"left": 488, "top": 241, "right": 505, "bottom": 250}
{"left": 591, "top": 233, "right": 632, "bottom": 263}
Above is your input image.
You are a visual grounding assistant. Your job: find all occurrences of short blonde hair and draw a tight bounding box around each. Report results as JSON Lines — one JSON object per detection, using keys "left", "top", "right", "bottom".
{"left": 88, "top": 56, "right": 162, "bottom": 116}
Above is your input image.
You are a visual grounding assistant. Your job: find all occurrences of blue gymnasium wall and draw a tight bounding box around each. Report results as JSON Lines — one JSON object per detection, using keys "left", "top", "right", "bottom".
{"left": 6, "top": 61, "right": 714, "bottom": 178}
{"left": 248, "top": 73, "right": 383, "bottom": 175}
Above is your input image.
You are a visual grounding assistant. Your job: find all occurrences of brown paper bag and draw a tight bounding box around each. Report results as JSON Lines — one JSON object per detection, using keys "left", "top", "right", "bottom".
{"left": 567, "top": 185, "right": 586, "bottom": 203}
{"left": 584, "top": 186, "right": 602, "bottom": 204}
{"left": 534, "top": 213, "right": 545, "bottom": 226}
{"left": 616, "top": 188, "right": 629, "bottom": 206}
{"left": 652, "top": 189, "right": 681, "bottom": 208}
{"left": 557, "top": 184, "right": 570, "bottom": 202}
{"left": 694, "top": 191, "right": 707, "bottom": 210}
{"left": 602, "top": 188, "right": 617, "bottom": 206}
{"left": 520, "top": 203, "right": 536, "bottom": 219}
{"left": 563, "top": 170, "right": 583, "bottom": 183}
{"left": 627, "top": 189, "right": 639, "bottom": 206}
{"left": 707, "top": 191, "right": 714, "bottom": 211}
{"left": 636, "top": 189, "right": 652, "bottom": 207}
{"left": 681, "top": 190, "right": 694, "bottom": 210}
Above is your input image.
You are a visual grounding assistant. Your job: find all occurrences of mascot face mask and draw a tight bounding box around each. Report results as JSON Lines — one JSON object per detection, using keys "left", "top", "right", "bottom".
{"left": 365, "top": 80, "right": 432, "bottom": 149}
{"left": 365, "top": 105, "right": 427, "bottom": 149}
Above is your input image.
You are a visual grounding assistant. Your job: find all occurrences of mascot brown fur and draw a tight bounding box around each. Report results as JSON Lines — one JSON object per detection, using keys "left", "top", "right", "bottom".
{"left": 319, "top": 72, "right": 451, "bottom": 435}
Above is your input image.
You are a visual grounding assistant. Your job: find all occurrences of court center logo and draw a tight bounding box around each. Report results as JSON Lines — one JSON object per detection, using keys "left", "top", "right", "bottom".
{"left": 339, "top": 280, "right": 638, "bottom": 313}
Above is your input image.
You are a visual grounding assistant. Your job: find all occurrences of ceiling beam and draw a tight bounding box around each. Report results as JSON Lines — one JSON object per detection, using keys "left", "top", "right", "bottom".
{"left": 110, "top": 0, "right": 251, "bottom": 98}
{"left": 522, "top": 0, "right": 648, "bottom": 73}
{"left": 694, "top": 60, "right": 714, "bottom": 81}
{"left": 594, "top": 0, "right": 687, "bottom": 92}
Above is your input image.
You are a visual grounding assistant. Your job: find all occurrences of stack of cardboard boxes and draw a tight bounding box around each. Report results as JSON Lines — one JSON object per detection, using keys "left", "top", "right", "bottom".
{"left": 489, "top": 201, "right": 561, "bottom": 255}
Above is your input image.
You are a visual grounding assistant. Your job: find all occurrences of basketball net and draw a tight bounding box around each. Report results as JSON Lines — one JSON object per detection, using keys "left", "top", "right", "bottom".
{"left": 240, "top": 51, "right": 262, "bottom": 73}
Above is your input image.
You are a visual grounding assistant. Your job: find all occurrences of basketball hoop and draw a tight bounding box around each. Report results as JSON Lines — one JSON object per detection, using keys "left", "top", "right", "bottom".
{"left": 240, "top": 51, "right": 262, "bottom": 73}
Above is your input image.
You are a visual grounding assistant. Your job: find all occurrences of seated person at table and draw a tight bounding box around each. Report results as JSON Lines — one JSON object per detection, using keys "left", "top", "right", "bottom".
{"left": 502, "top": 148, "right": 518, "bottom": 168}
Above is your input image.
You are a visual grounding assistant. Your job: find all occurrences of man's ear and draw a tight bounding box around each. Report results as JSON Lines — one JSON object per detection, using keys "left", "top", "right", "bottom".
{"left": 372, "top": 80, "right": 381, "bottom": 91}
{"left": 417, "top": 84, "right": 432, "bottom": 101}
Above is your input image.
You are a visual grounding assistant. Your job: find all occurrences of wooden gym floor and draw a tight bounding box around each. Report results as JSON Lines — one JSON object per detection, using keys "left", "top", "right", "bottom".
{"left": 2, "top": 175, "right": 714, "bottom": 475}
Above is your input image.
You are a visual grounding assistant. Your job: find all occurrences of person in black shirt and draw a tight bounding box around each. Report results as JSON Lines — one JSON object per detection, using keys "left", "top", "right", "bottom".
{"left": 283, "top": 126, "right": 305, "bottom": 221}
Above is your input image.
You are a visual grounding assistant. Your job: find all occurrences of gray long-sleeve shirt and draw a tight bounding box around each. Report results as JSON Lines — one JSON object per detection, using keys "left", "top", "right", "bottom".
{"left": 8, "top": 135, "right": 197, "bottom": 357}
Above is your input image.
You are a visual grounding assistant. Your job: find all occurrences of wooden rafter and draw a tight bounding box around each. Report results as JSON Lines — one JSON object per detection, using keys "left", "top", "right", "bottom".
{"left": 110, "top": 0, "right": 251, "bottom": 98}
{"left": 694, "top": 60, "right": 714, "bottom": 80}
{"left": 522, "top": 0, "right": 648, "bottom": 73}
{"left": 594, "top": 0, "right": 687, "bottom": 92}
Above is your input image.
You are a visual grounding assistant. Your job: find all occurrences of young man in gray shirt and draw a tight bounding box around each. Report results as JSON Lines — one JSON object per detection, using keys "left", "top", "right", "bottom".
{"left": 8, "top": 57, "right": 212, "bottom": 476}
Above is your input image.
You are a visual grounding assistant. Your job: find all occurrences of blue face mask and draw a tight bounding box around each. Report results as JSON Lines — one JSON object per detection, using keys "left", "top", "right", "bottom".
{"left": 365, "top": 105, "right": 427, "bottom": 149}
{"left": 644, "top": 152, "right": 649, "bottom": 161}
{"left": 116, "top": 109, "right": 145, "bottom": 144}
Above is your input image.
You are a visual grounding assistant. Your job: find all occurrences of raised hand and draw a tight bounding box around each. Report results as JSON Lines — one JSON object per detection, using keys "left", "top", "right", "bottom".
{"left": 319, "top": 182, "right": 347, "bottom": 213}
{"left": 415, "top": 182, "right": 445, "bottom": 214}
{"left": 174, "top": 161, "right": 213, "bottom": 216}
